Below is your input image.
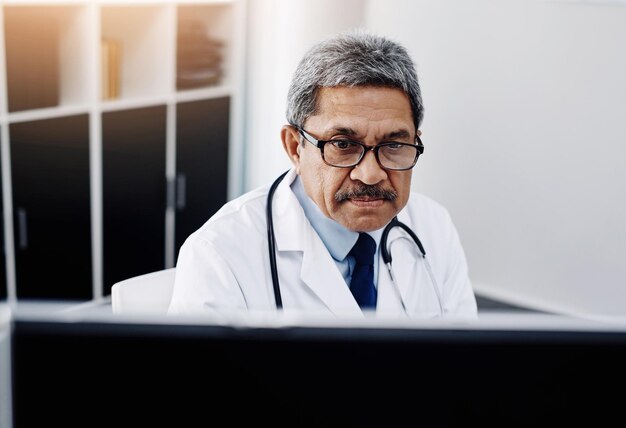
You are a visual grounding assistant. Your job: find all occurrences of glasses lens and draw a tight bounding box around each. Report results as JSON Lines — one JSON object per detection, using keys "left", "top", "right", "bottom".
{"left": 323, "top": 140, "right": 364, "bottom": 167}
{"left": 378, "top": 144, "right": 419, "bottom": 170}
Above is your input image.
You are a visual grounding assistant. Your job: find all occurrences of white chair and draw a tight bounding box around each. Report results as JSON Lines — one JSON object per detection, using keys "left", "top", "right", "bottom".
{"left": 111, "top": 268, "right": 176, "bottom": 315}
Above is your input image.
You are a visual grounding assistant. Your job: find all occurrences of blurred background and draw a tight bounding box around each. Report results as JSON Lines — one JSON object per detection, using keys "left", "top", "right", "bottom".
{"left": 0, "top": 0, "right": 624, "bottom": 317}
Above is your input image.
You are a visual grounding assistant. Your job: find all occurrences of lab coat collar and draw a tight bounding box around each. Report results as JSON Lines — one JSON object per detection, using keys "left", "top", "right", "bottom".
{"left": 272, "top": 169, "right": 363, "bottom": 316}
{"left": 273, "top": 169, "right": 307, "bottom": 252}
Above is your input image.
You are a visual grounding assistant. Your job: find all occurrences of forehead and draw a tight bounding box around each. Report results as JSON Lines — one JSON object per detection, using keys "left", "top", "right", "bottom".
{"left": 310, "top": 86, "right": 414, "bottom": 134}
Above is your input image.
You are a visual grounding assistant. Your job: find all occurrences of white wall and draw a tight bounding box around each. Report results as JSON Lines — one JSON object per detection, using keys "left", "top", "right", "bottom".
{"left": 365, "top": 0, "right": 626, "bottom": 317}
{"left": 244, "top": 0, "right": 626, "bottom": 317}
{"left": 244, "top": 0, "right": 366, "bottom": 189}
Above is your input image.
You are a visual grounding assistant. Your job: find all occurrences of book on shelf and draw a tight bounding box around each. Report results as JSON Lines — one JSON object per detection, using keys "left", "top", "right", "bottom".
{"left": 176, "top": 19, "right": 224, "bottom": 90}
{"left": 101, "top": 39, "right": 121, "bottom": 100}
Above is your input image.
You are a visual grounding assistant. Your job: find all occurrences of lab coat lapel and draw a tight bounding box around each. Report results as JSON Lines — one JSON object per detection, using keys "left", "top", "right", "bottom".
{"left": 272, "top": 170, "right": 362, "bottom": 316}
{"left": 299, "top": 232, "right": 362, "bottom": 316}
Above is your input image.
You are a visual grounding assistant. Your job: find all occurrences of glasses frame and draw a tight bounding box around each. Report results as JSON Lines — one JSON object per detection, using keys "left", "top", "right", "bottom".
{"left": 296, "top": 126, "right": 424, "bottom": 171}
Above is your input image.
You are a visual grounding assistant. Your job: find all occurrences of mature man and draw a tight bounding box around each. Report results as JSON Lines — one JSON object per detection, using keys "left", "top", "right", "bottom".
{"left": 168, "top": 30, "right": 477, "bottom": 318}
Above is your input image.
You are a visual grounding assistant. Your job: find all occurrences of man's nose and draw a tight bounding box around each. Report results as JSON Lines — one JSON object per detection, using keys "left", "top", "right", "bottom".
{"left": 350, "top": 149, "right": 387, "bottom": 185}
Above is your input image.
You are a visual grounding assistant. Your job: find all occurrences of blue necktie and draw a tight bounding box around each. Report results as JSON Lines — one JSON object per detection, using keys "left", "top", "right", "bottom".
{"left": 349, "top": 233, "right": 377, "bottom": 309}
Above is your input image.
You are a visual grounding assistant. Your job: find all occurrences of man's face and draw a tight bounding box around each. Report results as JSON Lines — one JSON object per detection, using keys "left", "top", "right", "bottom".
{"left": 287, "top": 86, "right": 417, "bottom": 232}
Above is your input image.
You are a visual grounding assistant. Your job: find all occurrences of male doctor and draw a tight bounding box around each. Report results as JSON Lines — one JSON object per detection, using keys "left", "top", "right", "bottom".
{"left": 168, "top": 30, "right": 477, "bottom": 318}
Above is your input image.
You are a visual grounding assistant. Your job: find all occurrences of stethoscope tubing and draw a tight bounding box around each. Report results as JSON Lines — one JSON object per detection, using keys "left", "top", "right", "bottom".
{"left": 266, "top": 170, "right": 289, "bottom": 308}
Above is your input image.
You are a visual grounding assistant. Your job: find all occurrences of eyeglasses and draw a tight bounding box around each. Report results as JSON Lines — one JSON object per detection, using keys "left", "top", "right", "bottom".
{"left": 296, "top": 127, "right": 424, "bottom": 171}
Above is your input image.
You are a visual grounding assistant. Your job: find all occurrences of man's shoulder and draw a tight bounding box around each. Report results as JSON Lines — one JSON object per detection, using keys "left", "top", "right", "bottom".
{"left": 406, "top": 191, "right": 450, "bottom": 212}
{"left": 403, "top": 191, "right": 454, "bottom": 224}
{"left": 213, "top": 185, "right": 269, "bottom": 220}
{"left": 189, "top": 184, "right": 270, "bottom": 243}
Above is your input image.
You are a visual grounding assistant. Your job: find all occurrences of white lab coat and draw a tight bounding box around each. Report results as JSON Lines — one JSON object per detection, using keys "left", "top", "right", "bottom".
{"left": 168, "top": 169, "right": 477, "bottom": 319}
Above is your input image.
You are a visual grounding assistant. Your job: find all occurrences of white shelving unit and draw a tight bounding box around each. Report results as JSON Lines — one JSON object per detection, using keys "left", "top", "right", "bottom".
{"left": 0, "top": 0, "right": 247, "bottom": 302}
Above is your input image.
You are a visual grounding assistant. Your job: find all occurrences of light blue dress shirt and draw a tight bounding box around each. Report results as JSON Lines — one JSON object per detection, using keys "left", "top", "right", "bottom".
{"left": 291, "top": 176, "right": 383, "bottom": 288}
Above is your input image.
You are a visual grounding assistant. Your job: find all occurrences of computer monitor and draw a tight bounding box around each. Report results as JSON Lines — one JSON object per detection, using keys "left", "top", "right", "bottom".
{"left": 9, "top": 303, "right": 626, "bottom": 427}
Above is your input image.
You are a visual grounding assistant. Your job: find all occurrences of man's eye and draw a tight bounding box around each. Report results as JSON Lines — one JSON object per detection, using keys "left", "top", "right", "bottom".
{"left": 331, "top": 140, "right": 356, "bottom": 150}
{"left": 385, "top": 142, "right": 404, "bottom": 150}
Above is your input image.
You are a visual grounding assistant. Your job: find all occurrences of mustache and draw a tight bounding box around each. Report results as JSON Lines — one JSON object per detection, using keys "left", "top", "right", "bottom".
{"left": 335, "top": 184, "right": 398, "bottom": 202}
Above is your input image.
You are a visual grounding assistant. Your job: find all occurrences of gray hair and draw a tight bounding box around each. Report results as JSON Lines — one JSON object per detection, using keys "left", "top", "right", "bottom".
{"left": 286, "top": 30, "right": 424, "bottom": 130}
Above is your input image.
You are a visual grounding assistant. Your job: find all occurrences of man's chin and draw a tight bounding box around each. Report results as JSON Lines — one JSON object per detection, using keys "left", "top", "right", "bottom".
{"left": 339, "top": 214, "right": 394, "bottom": 233}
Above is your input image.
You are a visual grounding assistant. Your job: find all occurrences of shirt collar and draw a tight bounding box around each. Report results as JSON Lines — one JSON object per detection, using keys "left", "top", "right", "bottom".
{"left": 291, "top": 176, "right": 383, "bottom": 261}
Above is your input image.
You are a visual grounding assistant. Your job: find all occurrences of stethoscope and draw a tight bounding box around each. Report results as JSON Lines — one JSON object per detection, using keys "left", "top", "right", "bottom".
{"left": 266, "top": 170, "right": 444, "bottom": 317}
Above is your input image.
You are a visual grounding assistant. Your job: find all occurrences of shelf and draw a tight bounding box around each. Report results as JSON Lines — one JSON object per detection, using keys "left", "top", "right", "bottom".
{"left": 7, "top": 105, "right": 91, "bottom": 124}
{"left": 177, "top": 3, "right": 233, "bottom": 90}
{"left": 99, "top": 95, "right": 171, "bottom": 112}
{"left": 0, "top": 0, "right": 245, "bottom": 302}
{"left": 1, "top": 0, "right": 233, "bottom": 4}
{"left": 175, "top": 85, "right": 231, "bottom": 102}
{"left": 101, "top": 5, "right": 174, "bottom": 101}
{"left": 4, "top": 5, "right": 91, "bottom": 112}
{"left": 2, "top": 1, "right": 237, "bottom": 113}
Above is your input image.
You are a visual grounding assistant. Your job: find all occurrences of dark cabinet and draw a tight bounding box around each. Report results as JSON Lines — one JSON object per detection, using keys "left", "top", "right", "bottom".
{"left": 0, "top": 128, "right": 5, "bottom": 300}
{"left": 5, "top": 100, "right": 232, "bottom": 301}
{"left": 102, "top": 100, "right": 230, "bottom": 295}
{"left": 175, "top": 97, "right": 230, "bottom": 258}
{"left": 10, "top": 115, "right": 92, "bottom": 300}
{"left": 102, "top": 106, "right": 167, "bottom": 294}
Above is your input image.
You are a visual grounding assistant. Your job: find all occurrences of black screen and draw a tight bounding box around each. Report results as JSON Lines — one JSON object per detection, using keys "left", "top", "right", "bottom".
{"left": 11, "top": 316, "right": 626, "bottom": 427}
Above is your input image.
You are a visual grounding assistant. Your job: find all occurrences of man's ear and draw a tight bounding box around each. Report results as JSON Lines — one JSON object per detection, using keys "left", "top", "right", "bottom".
{"left": 281, "top": 125, "right": 302, "bottom": 172}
